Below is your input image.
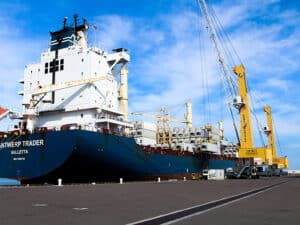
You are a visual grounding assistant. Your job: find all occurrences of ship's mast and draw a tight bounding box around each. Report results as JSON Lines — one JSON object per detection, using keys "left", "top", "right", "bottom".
{"left": 119, "top": 60, "right": 129, "bottom": 121}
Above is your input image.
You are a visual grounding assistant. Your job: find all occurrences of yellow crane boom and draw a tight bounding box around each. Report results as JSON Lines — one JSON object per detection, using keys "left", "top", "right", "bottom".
{"left": 233, "top": 65, "right": 254, "bottom": 149}
{"left": 263, "top": 106, "right": 288, "bottom": 168}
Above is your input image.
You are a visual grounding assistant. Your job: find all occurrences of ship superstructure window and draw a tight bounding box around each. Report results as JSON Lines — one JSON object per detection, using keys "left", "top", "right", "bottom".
{"left": 55, "top": 60, "right": 59, "bottom": 71}
{"left": 45, "top": 59, "right": 64, "bottom": 73}
{"left": 49, "top": 61, "right": 54, "bottom": 72}
{"left": 60, "top": 59, "right": 64, "bottom": 70}
{"left": 45, "top": 63, "right": 48, "bottom": 74}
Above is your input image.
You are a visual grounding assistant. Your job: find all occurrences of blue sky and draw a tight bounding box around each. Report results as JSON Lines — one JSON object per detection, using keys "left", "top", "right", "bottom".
{"left": 0, "top": 0, "right": 299, "bottom": 169}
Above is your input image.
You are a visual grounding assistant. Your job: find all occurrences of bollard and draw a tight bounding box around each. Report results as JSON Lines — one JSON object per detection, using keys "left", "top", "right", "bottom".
{"left": 158, "top": 177, "right": 161, "bottom": 183}
{"left": 58, "top": 178, "right": 62, "bottom": 186}
{"left": 120, "top": 178, "right": 123, "bottom": 184}
{"left": 183, "top": 176, "right": 186, "bottom": 181}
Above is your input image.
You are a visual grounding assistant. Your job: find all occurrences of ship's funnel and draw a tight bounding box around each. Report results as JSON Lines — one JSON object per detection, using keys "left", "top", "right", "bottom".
{"left": 119, "top": 65, "right": 128, "bottom": 121}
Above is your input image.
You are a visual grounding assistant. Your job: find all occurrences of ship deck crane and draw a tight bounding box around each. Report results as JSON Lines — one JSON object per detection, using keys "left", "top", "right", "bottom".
{"left": 132, "top": 109, "right": 171, "bottom": 145}
{"left": 28, "top": 75, "right": 113, "bottom": 109}
{"left": 22, "top": 75, "right": 116, "bottom": 133}
{"left": 198, "top": 0, "right": 287, "bottom": 167}
{"left": 131, "top": 101, "right": 193, "bottom": 144}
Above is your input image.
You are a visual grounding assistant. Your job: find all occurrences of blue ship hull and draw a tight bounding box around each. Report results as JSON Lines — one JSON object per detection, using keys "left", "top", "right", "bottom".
{"left": 0, "top": 130, "right": 239, "bottom": 183}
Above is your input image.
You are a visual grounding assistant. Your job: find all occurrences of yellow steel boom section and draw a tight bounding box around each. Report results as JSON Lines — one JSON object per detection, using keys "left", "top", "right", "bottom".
{"left": 263, "top": 106, "right": 276, "bottom": 158}
{"left": 233, "top": 65, "right": 254, "bottom": 149}
{"left": 263, "top": 106, "right": 288, "bottom": 168}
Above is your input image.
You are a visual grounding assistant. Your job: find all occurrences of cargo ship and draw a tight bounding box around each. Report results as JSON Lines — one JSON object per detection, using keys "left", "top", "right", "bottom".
{"left": 0, "top": 15, "right": 243, "bottom": 184}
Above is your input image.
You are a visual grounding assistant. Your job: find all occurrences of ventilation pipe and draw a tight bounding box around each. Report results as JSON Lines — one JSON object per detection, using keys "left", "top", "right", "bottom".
{"left": 119, "top": 64, "right": 128, "bottom": 121}
{"left": 218, "top": 121, "right": 224, "bottom": 140}
{"left": 185, "top": 100, "right": 192, "bottom": 129}
{"left": 77, "top": 31, "right": 87, "bottom": 49}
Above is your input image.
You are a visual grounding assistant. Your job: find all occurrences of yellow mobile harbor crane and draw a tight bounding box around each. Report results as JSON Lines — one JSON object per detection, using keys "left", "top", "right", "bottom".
{"left": 263, "top": 106, "right": 288, "bottom": 168}
{"left": 233, "top": 66, "right": 274, "bottom": 166}
{"left": 198, "top": 0, "right": 288, "bottom": 169}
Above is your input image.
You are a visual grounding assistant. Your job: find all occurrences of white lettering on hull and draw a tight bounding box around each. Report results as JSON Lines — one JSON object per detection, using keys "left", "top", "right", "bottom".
{"left": 0, "top": 139, "right": 44, "bottom": 150}
{"left": 11, "top": 149, "right": 29, "bottom": 155}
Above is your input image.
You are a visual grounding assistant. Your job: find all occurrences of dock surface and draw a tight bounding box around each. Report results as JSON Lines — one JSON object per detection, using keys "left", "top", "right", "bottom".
{"left": 0, "top": 177, "right": 299, "bottom": 225}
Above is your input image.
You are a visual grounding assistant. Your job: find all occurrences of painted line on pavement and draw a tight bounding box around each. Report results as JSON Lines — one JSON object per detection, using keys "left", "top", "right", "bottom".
{"left": 127, "top": 181, "right": 288, "bottom": 225}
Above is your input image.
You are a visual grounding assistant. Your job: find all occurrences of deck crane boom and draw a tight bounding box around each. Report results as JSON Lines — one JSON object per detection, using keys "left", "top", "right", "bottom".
{"left": 25, "top": 75, "right": 113, "bottom": 113}
{"left": 30, "top": 75, "right": 113, "bottom": 97}
{"left": 22, "top": 75, "right": 115, "bottom": 132}
{"left": 131, "top": 100, "right": 193, "bottom": 129}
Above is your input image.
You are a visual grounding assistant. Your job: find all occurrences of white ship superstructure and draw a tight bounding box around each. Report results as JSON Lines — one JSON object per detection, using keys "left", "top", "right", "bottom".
{"left": 19, "top": 15, "right": 132, "bottom": 133}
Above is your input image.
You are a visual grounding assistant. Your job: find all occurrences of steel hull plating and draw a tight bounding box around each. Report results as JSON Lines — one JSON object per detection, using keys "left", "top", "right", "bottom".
{"left": 0, "top": 130, "right": 238, "bottom": 183}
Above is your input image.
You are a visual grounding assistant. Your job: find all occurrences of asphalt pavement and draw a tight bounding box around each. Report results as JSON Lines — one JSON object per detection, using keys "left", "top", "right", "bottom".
{"left": 0, "top": 177, "right": 298, "bottom": 225}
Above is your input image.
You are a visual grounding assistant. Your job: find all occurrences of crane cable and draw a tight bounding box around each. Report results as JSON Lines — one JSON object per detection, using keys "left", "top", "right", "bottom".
{"left": 205, "top": 0, "right": 268, "bottom": 147}
{"left": 196, "top": 3, "right": 212, "bottom": 124}
{"left": 197, "top": 0, "right": 241, "bottom": 142}
{"left": 208, "top": 4, "right": 243, "bottom": 66}
{"left": 247, "top": 80, "right": 270, "bottom": 147}
{"left": 208, "top": 5, "right": 236, "bottom": 67}
{"left": 196, "top": 0, "right": 237, "bottom": 100}
{"left": 207, "top": 3, "right": 239, "bottom": 94}
{"left": 273, "top": 117, "right": 284, "bottom": 156}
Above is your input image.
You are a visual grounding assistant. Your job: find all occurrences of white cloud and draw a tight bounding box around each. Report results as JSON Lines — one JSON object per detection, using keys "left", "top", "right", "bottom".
{"left": 0, "top": 13, "right": 45, "bottom": 131}
{"left": 93, "top": 15, "right": 134, "bottom": 51}
{"left": 265, "top": 78, "right": 290, "bottom": 91}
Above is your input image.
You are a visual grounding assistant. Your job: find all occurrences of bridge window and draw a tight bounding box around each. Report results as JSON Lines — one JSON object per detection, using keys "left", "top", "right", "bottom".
{"left": 45, "top": 59, "right": 64, "bottom": 73}
{"left": 45, "top": 63, "right": 48, "bottom": 74}
{"left": 49, "top": 61, "right": 54, "bottom": 72}
{"left": 60, "top": 59, "right": 64, "bottom": 70}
